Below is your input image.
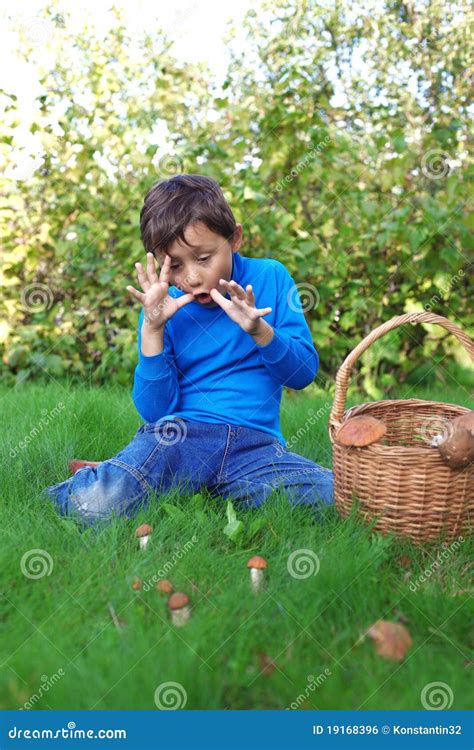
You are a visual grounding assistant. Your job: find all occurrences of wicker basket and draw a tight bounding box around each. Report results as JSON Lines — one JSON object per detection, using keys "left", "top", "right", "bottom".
{"left": 328, "top": 312, "right": 474, "bottom": 542}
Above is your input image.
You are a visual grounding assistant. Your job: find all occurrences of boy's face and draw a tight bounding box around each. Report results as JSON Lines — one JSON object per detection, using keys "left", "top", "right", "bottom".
{"left": 157, "top": 220, "right": 243, "bottom": 307}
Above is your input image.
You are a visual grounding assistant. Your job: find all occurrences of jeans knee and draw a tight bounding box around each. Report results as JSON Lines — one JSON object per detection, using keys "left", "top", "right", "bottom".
{"left": 73, "top": 475, "right": 146, "bottom": 524}
{"left": 69, "top": 486, "right": 117, "bottom": 525}
{"left": 271, "top": 468, "right": 334, "bottom": 507}
{"left": 43, "top": 464, "right": 148, "bottom": 526}
{"left": 295, "top": 468, "right": 334, "bottom": 506}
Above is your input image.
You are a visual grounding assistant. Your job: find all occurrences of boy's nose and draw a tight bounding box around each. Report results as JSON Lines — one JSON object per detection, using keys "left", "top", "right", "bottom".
{"left": 188, "top": 275, "right": 204, "bottom": 289}
{"left": 187, "top": 269, "right": 202, "bottom": 287}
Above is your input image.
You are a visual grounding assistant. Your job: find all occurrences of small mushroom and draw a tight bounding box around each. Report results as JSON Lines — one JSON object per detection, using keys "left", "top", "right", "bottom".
{"left": 365, "top": 619, "right": 413, "bottom": 662}
{"left": 247, "top": 555, "right": 268, "bottom": 594}
{"left": 156, "top": 579, "right": 173, "bottom": 595}
{"left": 135, "top": 523, "right": 153, "bottom": 550}
{"left": 336, "top": 415, "right": 387, "bottom": 447}
{"left": 168, "top": 592, "right": 191, "bottom": 627}
{"left": 435, "top": 411, "right": 474, "bottom": 469}
{"left": 131, "top": 576, "right": 142, "bottom": 591}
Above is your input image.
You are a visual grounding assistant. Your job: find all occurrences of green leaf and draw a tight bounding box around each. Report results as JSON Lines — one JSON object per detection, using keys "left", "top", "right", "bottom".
{"left": 161, "top": 503, "right": 186, "bottom": 520}
{"left": 226, "top": 500, "right": 237, "bottom": 525}
{"left": 223, "top": 519, "right": 244, "bottom": 544}
{"left": 194, "top": 509, "right": 209, "bottom": 526}
{"left": 189, "top": 493, "right": 205, "bottom": 506}
{"left": 224, "top": 501, "right": 244, "bottom": 544}
{"left": 246, "top": 516, "right": 267, "bottom": 541}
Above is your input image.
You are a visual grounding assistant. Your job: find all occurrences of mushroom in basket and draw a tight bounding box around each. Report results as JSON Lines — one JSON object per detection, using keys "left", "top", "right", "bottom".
{"left": 430, "top": 411, "right": 474, "bottom": 469}
{"left": 336, "top": 415, "right": 387, "bottom": 447}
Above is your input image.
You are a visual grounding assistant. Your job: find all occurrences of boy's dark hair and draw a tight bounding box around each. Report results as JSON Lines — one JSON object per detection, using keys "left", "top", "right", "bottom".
{"left": 140, "top": 174, "right": 237, "bottom": 256}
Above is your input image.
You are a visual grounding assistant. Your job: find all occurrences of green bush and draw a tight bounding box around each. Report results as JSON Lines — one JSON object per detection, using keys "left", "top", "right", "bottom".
{"left": 1, "top": 1, "right": 472, "bottom": 395}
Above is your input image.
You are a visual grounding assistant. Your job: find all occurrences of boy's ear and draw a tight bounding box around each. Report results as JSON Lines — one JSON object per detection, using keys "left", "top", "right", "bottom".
{"left": 231, "top": 224, "right": 243, "bottom": 252}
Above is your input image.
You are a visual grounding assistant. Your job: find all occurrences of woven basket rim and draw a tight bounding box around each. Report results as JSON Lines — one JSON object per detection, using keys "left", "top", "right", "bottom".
{"left": 329, "top": 398, "right": 470, "bottom": 442}
{"left": 345, "top": 397, "right": 470, "bottom": 409}
{"left": 330, "top": 399, "right": 471, "bottom": 461}
{"left": 331, "top": 441, "right": 473, "bottom": 463}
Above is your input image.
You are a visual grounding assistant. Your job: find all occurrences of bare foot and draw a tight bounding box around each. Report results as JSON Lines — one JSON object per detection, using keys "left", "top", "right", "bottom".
{"left": 69, "top": 459, "right": 102, "bottom": 475}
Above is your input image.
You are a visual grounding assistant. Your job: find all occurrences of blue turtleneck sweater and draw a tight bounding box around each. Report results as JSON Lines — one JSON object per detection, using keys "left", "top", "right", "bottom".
{"left": 132, "top": 252, "right": 319, "bottom": 446}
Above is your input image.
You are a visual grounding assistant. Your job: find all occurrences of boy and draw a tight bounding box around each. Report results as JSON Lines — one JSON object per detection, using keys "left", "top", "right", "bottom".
{"left": 43, "top": 175, "right": 333, "bottom": 524}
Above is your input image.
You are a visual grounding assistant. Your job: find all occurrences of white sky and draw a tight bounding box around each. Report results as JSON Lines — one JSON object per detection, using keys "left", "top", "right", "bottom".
{"left": 0, "top": 0, "right": 258, "bottom": 178}
{"left": 5, "top": 0, "right": 451, "bottom": 182}
{"left": 0, "top": 0, "right": 256, "bottom": 86}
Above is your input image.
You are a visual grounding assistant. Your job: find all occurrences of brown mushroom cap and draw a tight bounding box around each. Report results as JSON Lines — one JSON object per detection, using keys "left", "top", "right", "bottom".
{"left": 336, "top": 415, "right": 387, "bottom": 447}
{"left": 168, "top": 592, "right": 189, "bottom": 610}
{"left": 437, "top": 411, "right": 474, "bottom": 469}
{"left": 454, "top": 411, "right": 474, "bottom": 436}
{"left": 156, "top": 579, "right": 173, "bottom": 594}
{"left": 131, "top": 576, "right": 142, "bottom": 590}
{"left": 247, "top": 555, "right": 268, "bottom": 570}
{"left": 135, "top": 523, "right": 153, "bottom": 537}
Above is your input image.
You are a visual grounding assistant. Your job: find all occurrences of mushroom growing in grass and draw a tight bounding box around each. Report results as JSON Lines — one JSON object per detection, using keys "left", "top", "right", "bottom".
{"left": 336, "top": 415, "right": 387, "bottom": 447}
{"left": 247, "top": 555, "right": 268, "bottom": 594}
{"left": 168, "top": 592, "right": 191, "bottom": 627}
{"left": 135, "top": 524, "right": 153, "bottom": 550}
{"left": 131, "top": 576, "right": 142, "bottom": 591}
{"left": 156, "top": 579, "right": 173, "bottom": 596}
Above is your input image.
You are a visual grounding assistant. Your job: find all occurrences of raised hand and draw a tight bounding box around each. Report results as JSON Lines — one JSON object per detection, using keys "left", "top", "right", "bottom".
{"left": 210, "top": 279, "right": 272, "bottom": 335}
{"left": 126, "top": 252, "right": 194, "bottom": 330}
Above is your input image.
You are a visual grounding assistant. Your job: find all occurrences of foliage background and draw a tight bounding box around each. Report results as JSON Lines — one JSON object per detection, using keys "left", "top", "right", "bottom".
{"left": 1, "top": 0, "right": 472, "bottom": 400}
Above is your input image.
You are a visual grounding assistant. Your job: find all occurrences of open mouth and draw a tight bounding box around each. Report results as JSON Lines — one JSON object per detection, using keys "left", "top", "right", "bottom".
{"left": 195, "top": 293, "right": 212, "bottom": 304}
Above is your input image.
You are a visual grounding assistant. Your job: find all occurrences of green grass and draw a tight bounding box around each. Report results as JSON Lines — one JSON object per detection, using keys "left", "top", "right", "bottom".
{"left": 0, "top": 381, "right": 472, "bottom": 710}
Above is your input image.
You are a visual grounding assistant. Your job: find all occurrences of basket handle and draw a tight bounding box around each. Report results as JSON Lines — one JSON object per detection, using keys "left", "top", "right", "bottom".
{"left": 328, "top": 312, "right": 474, "bottom": 434}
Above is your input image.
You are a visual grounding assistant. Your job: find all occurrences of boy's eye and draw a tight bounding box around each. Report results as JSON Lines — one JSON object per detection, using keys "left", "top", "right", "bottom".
{"left": 171, "top": 257, "right": 209, "bottom": 269}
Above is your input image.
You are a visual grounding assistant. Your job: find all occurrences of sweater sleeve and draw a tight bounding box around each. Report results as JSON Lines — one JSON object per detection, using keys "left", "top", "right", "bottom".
{"left": 132, "top": 308, "right": 181, "bottom": 422}
{"left": 256, "top": 262, "right": 319, "bottom": 389}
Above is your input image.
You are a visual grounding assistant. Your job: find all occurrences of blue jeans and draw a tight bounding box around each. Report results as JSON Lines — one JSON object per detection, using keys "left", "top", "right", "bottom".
{"left": 42, "top": 418, "right": 334, "bottom": 525}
